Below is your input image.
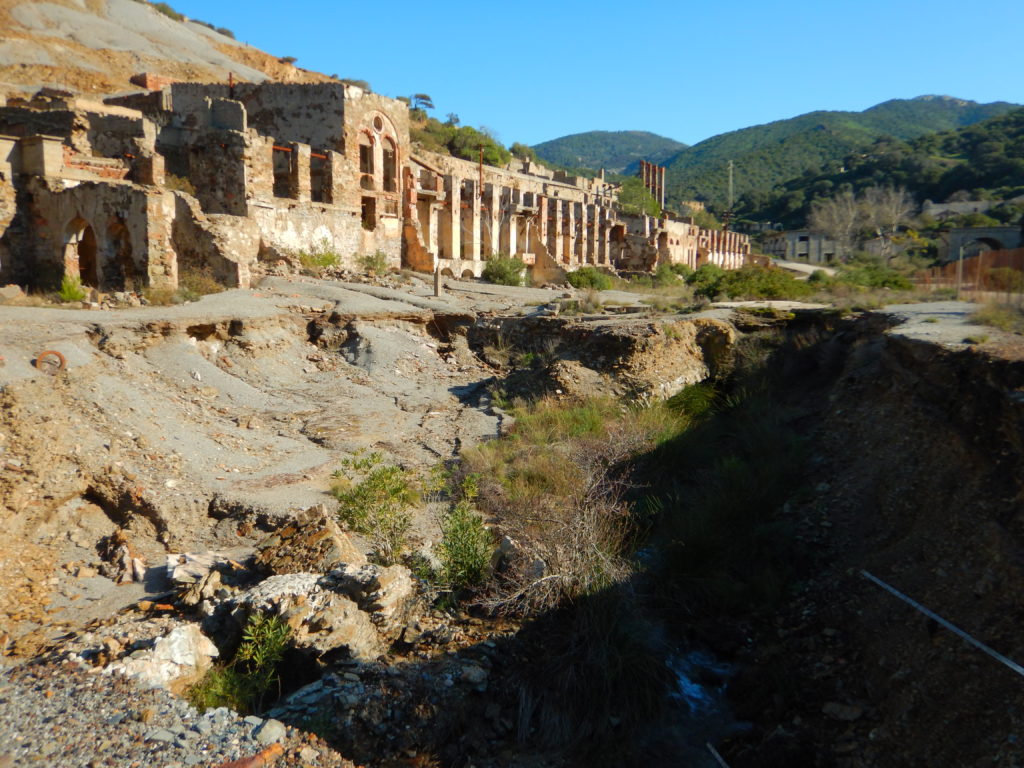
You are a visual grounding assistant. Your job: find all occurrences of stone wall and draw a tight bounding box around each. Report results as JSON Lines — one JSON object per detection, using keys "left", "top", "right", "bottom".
{"left": 24, "top": 178, "right": 175, "bottom": 290}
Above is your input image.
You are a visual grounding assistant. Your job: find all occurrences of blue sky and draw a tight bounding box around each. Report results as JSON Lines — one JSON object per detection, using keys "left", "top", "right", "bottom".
{"left": 170, "top": 0, "right": 1024, "bottom": 147}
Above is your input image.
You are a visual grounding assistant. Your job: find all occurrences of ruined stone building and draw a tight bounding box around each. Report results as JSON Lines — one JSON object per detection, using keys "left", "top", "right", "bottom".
{"left": 0, "top": 82, "right": 750, "bottom": 292}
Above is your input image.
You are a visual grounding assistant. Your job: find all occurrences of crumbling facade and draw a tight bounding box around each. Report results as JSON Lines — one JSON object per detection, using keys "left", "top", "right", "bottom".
{"left": 0, "top": 82, "right": 750, "bottom": 292}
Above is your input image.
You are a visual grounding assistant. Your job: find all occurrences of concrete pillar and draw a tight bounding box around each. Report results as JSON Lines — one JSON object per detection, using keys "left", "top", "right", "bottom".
{"left": 484, "top": 183, "right": 500, "bottom": 257}
{"left": 462, "top": 179, "right": 480, "bottom": 261}
{"left": 134, "top": 152, "right": 165, "bottom": 187}
{"left": 20, "top": 135, "right": 64, "bottom": 177}
{"left": 579, "top": 203, "right": 590, "bottom": 264}
{"left": 566, "top": 202, "right": 577, "bottom": 266}
{"left": 443, "top": 174, "right": 461, "bottom": 260}
{"left": 552, "top": 198, "right": 564, "bottom": 263}
{"left": 290, "top": 142, "right": 311, "bottom": 202}
{"left": 586, "top": 205, "right": 598, "bottom": 264}
{"left": 538, "top": 196, "right": 548, "bottom": 251}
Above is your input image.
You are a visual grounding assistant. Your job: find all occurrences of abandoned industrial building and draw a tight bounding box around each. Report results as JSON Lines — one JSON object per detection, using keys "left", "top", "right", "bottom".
{"left": 0, "top": 82, "right": 751, "bottom": 291}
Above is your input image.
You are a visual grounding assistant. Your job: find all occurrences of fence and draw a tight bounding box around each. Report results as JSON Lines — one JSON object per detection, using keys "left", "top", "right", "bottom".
{"left": 916, "top": 248, "right": 1024, "bottom": 302}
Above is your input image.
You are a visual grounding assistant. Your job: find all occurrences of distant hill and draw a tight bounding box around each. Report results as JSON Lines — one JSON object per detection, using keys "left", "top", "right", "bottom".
{"left": 661, "top": 96, "right": 1020, "bottom": 210}
{"left": 0, "top": 0, "right": 333, "bottom": 99}
{"left": 532, "top": 130, "right": 687, "bottom": 174}
{"left": 746, "top": 107, "right": 1024, "bottom": 229}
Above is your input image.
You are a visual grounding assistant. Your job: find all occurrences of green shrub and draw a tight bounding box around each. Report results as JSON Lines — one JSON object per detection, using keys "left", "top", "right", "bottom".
{"left": 835, "top": 253, "right": 912, "bottom": 290}
{"left": 686, "top": 263, "right": 726, "bottom": 299}
{"left": 356, "top": 251, "right": 390, "bottom": 274}
{"left": 188, "top": 613, "right": 290, "bottom": 714}
{"left": 566, "top": 266, "right": 613, "bottom": 291}
{"left": 58, "top": 275, "right": 88, "bottom": 302}
{"left": 719, "top": 265, "right": 812, "bottom": 300}
{"left": 216, "top": 26, "right": 235, "bottom": 38}
{"left": 297, "top": 240, "right": 340, "bottom": 275}
{"left": 151, "top": 2, "right": 184, "bottom": 21}
{"left": 482, "top": 255, "right": 527, "bottom": 286}
{"left": 438, "top": 499, "right": 494, "bottom": 590}
{"left": 332, "top": 452, "right": 417, "bottom": 565}
{"left": 653, "top": 262, "right": 681, "bottom": 287}
{"left": 178, "top": 266, "right": 225, "bottom": 297}
{"left": 666, "top": 382, "right": 718, "bottom": 418}
{"left": 670, "top": 263, "right": 693, "bottom": 279}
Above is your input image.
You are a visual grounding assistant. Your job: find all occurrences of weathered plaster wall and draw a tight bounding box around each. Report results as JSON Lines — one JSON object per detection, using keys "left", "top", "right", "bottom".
{"left": 170, "top": 192, "right": 259, "bottom": 288}
{"left": 25, "top": 178, "right": 174, "bottom": 290}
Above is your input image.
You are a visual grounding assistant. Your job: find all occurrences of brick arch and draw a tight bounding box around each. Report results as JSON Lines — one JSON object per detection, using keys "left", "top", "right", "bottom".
{"left": 64, "top": 217, "right": 98, "bottom": 288}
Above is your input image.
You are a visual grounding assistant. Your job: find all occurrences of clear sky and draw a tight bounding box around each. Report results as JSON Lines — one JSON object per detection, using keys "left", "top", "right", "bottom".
{"left": 169, "top": 0, "right": 1024, "bottom": 148}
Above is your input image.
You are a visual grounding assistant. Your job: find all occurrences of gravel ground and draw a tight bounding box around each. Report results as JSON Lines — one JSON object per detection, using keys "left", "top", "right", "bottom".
{"left": 0, "top": 659, "right": 354, "bottom": 768}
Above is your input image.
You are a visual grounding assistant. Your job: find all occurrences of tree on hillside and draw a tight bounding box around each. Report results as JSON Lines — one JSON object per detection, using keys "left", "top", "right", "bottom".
{"left": 510, "top": 142, "right": 538, "bottom": 162}
{"left": 412, "top": 93, "right": 434, "bottom": 111}
{"left": 860, "top": 186, "right": 914, "bottom": 260}
{"left": 618, "top": 177, "right": 662, "bottom": 217}
{"left": 809, "top": 189, "right": 860, "bottom": 259}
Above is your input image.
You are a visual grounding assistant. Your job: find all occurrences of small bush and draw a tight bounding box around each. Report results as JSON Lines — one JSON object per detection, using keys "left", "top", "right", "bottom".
{"left": 332, "top": 452, "right": 417, "bottom": 565}
{"left": 216, "top": 26, "right": 235, "bottom": 38}
{"left": 835, "top": 253, "right": 912, "bottom": 290}
{"left": 297, "top": 240, "right": 340, "bottom": 275}
{"left": 971, "top": 301, "right": 1024, "bottom": 333}
{"left": 165, "top": 174, "right": 197, "bottom": 196}
{"left": 482, "top": 255, "right": 527, "bottom": 286}
{"left": 438, "top": 498, "right": 494, "bottom": 591}
{"left": 666, "top": 382, "right": 717, "bottom": 418}
{"left": 58, "top": 275, "right": 88, "bottom": 302}
{"left": 686, "top": 263, "right": 726, "bottom": 299}
{"left": 151, "top": 2, "right": 184, "bottom": 21}
{"left": 653, "top": 262, "right": 681, "bottom": 287}
{"left": 670, "top": 263, "right": 693, "bottom": 279}
{"left": 566, "top": 266, "right": 613, "bottom": 291}
{"left": 719, "top": 265, "right": 812, "bottom": 300}
{"left": 357, "top": 251, "right": 390, "bottom": 275}
{"left": 188, "top": 613, "right": 290, "bottom": 713}
{"left": 178, "top": 266, "right": 225, "bottom": 297}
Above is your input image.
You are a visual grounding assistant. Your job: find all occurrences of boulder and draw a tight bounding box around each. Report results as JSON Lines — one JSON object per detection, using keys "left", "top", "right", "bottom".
{"left": 0, "top": 284, "right": 24, "bottom": 302}
{"left": 322, "top": 563, "right": 419, "bottom": 639}
{"left": 254, "top": 505, "right": 366, "bottom": 575}
{"left": 232, "top": 573, "right": 383, "bottom": 661}
{"left": 105, "top": 624, "right": 218, "bottom": 692}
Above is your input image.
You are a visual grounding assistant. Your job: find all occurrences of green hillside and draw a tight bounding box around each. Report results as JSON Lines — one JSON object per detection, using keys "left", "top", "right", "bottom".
{"left": 746, "top": 107, "right": 1024, "bottom": 229}
{"left": 532, "top": 130, "right": 687, "bottom": 174}
{"left": 661, "top": 96, "right": 1019, "bottom": 210}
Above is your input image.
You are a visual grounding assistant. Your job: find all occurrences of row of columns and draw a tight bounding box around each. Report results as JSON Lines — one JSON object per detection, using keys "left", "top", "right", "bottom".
{"left": 426, "top": 175, "right": 622, "bottom": 268}
{"left": 418, "top": 172, "right": 751, "bottom": 273}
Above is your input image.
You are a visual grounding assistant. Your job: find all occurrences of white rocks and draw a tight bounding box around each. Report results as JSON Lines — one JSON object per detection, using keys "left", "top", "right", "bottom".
{"left": 106, "top": 624, "right": 219, "bottom": 691}
{"left": 254, "top": 719, "right": 286, "bottom": 745}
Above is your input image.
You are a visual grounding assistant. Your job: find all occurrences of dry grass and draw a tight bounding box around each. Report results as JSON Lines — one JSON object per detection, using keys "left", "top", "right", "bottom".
{"left": 971, "top": 300, "right": 1024, "bottom": 334}
{"left": 463, "top": 396, "right": 689, "bottom": 614}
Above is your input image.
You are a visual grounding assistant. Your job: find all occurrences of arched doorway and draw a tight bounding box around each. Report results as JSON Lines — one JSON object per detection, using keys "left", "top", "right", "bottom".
{"left": 962, "top": 237, "right": 1004, "bottom": 259}
{"left": 64, "top": 218, "right": 98, "bottom": 288}
{"left": 107, "top": 217, "right": 134, "bottom": 291}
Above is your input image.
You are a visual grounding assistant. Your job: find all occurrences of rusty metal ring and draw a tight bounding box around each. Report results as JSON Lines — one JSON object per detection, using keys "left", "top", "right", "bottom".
{"left": 34, "top": 349, "right": 66, "bottom": 375}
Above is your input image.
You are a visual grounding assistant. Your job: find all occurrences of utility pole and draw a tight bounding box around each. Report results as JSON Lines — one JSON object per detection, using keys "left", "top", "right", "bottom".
{"left": 722, "top": 160, "right": 734, "bottom": 232}
{"left": 955, "top": 244, "right": 964, "bottom": 300}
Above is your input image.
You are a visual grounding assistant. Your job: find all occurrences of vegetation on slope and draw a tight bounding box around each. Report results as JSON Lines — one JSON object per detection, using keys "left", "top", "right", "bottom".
{"left": 532, "top": 130, "right": 687, "bottom": 174}
{"left": 661, "top": 96, "right": 1019, "bottom": 212}
{"left": 745, "top": 107, "right": 1024, "bottom": 229}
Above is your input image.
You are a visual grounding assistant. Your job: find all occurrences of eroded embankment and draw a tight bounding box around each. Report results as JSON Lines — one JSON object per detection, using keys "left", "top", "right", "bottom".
{"left": 722, "top": 315, "right": 1024, "bottom": 767}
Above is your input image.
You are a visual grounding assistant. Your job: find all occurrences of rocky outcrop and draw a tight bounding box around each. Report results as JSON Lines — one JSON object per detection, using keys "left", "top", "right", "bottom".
{"left": 105, "top": 624, "right": 219, "bottom": 692}
{"left": 228, "top": 563, "right": 420, "bottom": 662}
{"left": 470, "top": 313, "right": 737, "bottom": 400}
{"left": 254, "top": 506, "right": 366, "bottom": 575}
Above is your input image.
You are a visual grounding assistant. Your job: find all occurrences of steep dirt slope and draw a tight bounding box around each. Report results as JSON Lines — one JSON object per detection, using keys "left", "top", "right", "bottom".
{"left": 724, "top": 314, "right": 1024, "bottom": 767}
{"left": 0, "top": 0, "right": 333, "bottom": 99}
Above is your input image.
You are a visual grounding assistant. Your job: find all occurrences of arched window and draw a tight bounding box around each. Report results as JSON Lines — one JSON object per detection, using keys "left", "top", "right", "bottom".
{"left": 382, "top": 137, "right": 397, "bottom": 193}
